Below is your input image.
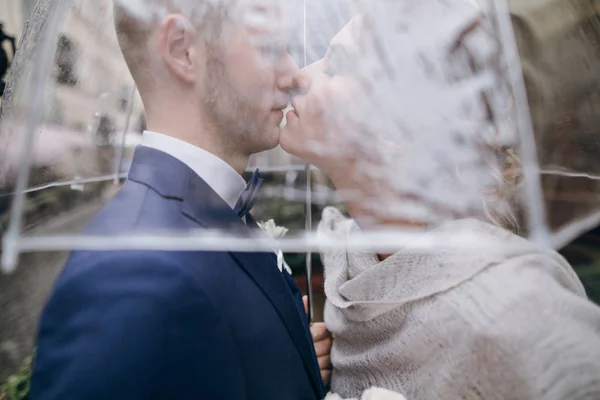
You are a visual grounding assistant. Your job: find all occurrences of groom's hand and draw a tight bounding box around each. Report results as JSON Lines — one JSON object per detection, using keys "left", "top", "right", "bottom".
{"left": 311, "top": 323, "right": 333, "bottom": 386}
{"left": 303, "top": 295, "right": 333, "bottom": 387}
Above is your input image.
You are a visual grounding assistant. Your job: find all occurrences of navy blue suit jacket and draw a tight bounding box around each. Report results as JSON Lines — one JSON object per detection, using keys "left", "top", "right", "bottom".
{"left": 31, "top": 147, "right": 325, "bottom": 400}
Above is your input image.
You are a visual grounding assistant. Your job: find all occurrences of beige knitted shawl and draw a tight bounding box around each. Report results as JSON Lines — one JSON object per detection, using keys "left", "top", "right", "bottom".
{"left": 319, "top": 207, "right": 600, "bottom": 400}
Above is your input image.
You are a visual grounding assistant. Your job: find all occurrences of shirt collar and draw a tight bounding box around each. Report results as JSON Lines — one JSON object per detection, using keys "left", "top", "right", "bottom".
{"left": 141, "top": 130, "right": 246, "bottom": 209}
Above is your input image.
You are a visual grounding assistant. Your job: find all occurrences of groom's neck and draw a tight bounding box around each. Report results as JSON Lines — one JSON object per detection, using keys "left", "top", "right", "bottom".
{"left": 146, "top": 115, "right": 250, "bottom": 175}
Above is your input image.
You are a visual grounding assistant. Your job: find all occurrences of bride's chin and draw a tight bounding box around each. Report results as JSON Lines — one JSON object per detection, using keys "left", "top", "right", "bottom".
{"left": 279, "top": 128, "right": 305, "bottom": 158}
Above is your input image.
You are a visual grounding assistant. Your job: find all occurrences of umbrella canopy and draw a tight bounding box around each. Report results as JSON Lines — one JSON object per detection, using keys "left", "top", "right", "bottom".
{"left": 0, "top": 0, "right": 598, "bottom": 267}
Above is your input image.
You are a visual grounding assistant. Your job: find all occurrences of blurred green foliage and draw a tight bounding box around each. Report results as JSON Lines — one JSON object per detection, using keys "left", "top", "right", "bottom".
{"left": 560, "top": 227, "right": 600, "bottom": 305}
{"left": 0, "top": 355, "right": 32, "bottom": 400}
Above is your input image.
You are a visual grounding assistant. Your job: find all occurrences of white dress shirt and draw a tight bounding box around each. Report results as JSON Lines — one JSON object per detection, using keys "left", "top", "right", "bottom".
{"left": 139, "top": 131, "right": 287, "bottom": 273}
{"left": 140, "top": 130, "right": 246, "bottom": 209}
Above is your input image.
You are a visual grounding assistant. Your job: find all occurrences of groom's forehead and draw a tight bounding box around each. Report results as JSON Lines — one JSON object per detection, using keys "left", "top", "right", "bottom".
{"left": 241, "top": 0, "right": 291, "bottom": 32}
{"left": 240, "top": 0, "right": 294, "bottom": 46}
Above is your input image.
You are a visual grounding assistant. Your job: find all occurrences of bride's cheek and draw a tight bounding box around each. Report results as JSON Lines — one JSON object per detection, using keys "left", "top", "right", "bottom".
{"left": 310, "top": 87, "right": 330, "bottom": 117}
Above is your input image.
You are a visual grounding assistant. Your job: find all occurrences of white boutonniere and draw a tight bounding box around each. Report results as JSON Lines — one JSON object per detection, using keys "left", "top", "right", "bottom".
{"left": 257, "top": 219, "right": 292, "bottom": 274}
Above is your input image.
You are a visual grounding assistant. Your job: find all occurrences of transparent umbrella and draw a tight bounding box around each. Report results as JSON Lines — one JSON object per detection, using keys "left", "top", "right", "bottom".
{"left": 0, "top": 0, "right": 599, "bottom": 312}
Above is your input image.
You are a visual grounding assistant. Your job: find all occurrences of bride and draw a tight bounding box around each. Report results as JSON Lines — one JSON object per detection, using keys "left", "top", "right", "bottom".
{"left": 281, "top": 1, "right": 600, "bottom": 399}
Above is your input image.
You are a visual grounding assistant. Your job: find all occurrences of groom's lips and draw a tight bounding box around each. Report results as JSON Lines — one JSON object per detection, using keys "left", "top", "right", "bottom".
{"left": 272, "top": 104, "right": 288, "bottom": 118}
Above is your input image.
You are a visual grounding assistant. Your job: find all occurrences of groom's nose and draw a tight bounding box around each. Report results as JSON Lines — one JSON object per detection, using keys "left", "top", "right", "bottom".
{"left": 276, "top": 53, "right": 300, "bottom": 93}
{"left": 291, "top": 60, "right": 323, "bottom": 96}
{"left": 291, "top": 72, "right": 311, "bottom": 96}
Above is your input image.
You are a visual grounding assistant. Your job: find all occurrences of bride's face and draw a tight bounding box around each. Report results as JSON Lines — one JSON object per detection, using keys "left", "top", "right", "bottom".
{"left": 280, "top": 17, "right": 369, "bottom": 178}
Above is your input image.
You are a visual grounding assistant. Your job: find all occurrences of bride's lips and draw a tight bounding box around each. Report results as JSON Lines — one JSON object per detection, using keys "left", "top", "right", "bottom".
{"left": 289, "top": 100, "right": 299, "bottom": 117}
{"left": 286, "top": 108, "right": 298, "bottom": 120}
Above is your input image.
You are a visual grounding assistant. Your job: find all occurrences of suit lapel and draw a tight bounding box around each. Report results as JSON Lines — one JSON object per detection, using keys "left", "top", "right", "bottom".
{"left": 227, "top": 250, "right": 323, "bottom": 395}
{"left": 180, "top": 167, "right": 324, "bottom": 397}
{"left": 128, "top": 146, "right": 323, "bottom": 396}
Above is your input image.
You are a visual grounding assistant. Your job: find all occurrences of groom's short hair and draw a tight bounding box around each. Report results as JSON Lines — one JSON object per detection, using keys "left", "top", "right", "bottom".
{"left": 113, "top": 0, "right": 231, "bottom": 89}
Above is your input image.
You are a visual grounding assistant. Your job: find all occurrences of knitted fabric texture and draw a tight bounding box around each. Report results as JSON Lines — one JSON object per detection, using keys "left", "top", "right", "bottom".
{"left": 319, "top": 206, "right": 600, "bottom": 400}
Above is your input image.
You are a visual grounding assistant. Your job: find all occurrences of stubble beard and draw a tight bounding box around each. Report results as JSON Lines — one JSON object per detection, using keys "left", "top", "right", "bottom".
{"left": 204, "top": 52, "right": 276, "bottom": 157}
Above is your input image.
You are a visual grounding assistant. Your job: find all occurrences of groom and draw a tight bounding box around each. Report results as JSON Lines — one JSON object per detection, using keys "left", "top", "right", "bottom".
{"left": 31, "top": 1, "right": 329, "bottom": 399}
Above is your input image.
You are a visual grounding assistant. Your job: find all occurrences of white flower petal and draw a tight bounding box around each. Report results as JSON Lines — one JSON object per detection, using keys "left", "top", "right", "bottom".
{"left": 324, "top": 393, "right": 352, "bottom": 400}
{"left": 360, "top": 387, "right": 407, "bottom": 400}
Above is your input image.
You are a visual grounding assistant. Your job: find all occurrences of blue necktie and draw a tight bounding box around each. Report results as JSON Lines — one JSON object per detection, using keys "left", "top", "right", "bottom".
{"left": 234, "top": 169, "right": 264, "bottom": 218}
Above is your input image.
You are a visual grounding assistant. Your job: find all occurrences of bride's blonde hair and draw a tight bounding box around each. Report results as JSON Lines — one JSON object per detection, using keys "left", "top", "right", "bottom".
{"left": 482, "top": 146, "right": 523, "bottom": 233}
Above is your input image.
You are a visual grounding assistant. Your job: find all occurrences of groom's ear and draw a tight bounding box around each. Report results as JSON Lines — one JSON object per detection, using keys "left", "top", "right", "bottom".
{"left": 157, "top": 14, "right": 204, "bottom": 84}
